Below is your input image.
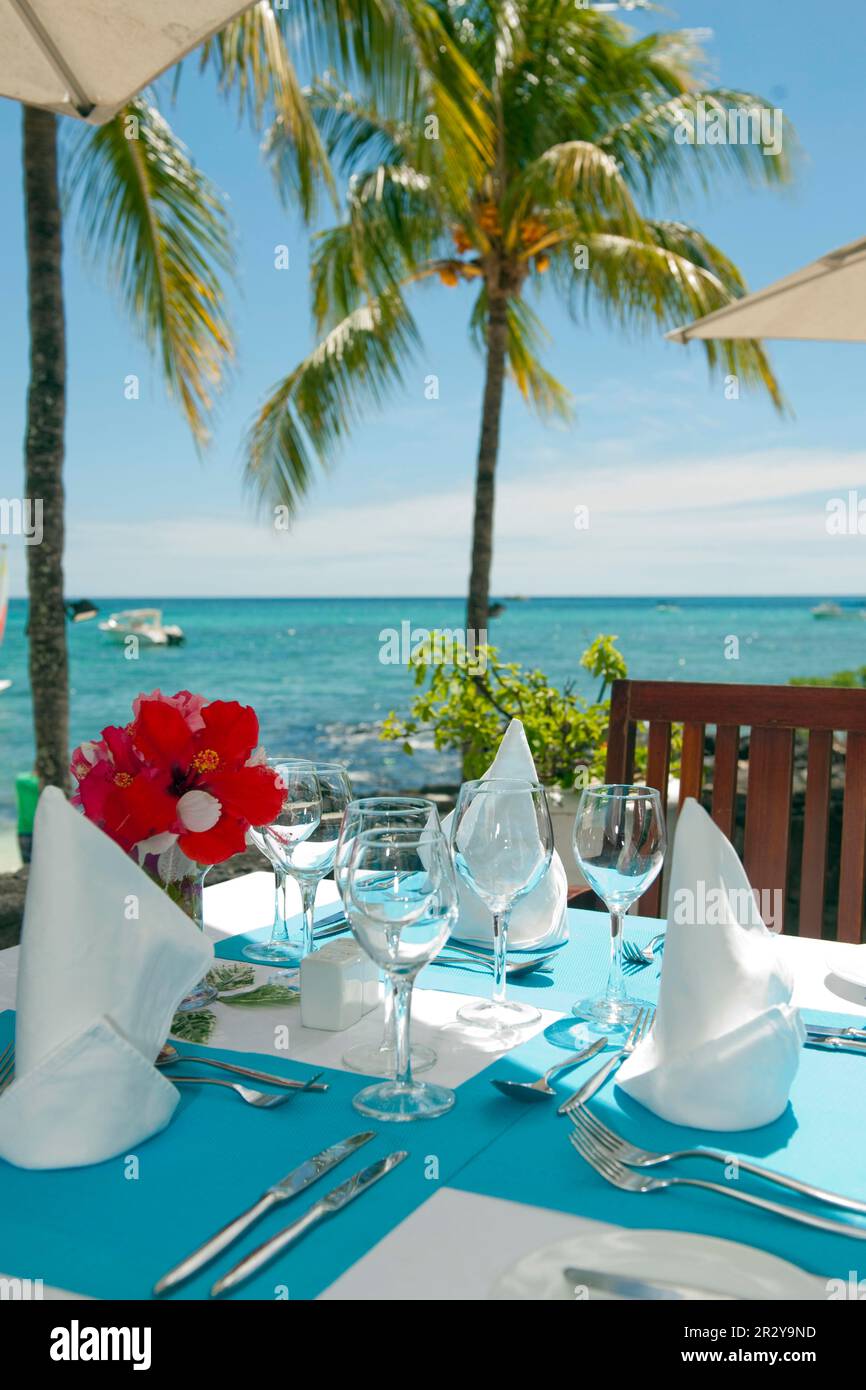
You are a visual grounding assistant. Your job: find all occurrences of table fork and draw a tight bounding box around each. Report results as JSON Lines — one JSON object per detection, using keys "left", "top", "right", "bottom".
{"left": 557, "top": 1006, "right": 654, "bottom": 1115}
{"left": 573, "top": 1104, "right": 866, "bottom": 1217}
{"left": 569, "top": 1121, "right": 866, "bottom": 1240}
{"left": 170, "top": 1073, "right": 322, "bottom": 1109}
{"left": 0, "top": 1042, "right": 13, "bottom": 1094}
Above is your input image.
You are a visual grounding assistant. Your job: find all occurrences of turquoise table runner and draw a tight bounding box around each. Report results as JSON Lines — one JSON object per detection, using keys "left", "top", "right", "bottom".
{"left": 216, "top": 908, "right": 665, "bottom": 1014}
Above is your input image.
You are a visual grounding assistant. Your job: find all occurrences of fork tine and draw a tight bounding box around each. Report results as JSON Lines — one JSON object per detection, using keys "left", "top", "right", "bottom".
{"left": 569, "top": 1128, "right": 628, "bottom": 1188}
{"left": 0, "top": 1042, "right": 14, "bottom": 1093}
{"left": 640, "top": 1006, "right": 655, "bottom": 1042}
{"left": 571, "top": 1106, "right": 620, "bottom": 1153}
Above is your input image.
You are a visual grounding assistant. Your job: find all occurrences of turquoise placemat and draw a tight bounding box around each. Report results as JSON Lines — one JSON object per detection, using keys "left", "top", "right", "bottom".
{"left": 453, "top": 1010, "right": 866, "bottom": 1282}
{"left": 0, "top": 1010, "right": 528, "bottom": 1301}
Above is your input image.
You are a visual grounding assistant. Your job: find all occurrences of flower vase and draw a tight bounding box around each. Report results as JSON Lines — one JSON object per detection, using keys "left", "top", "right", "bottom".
{"left": 142, "top": 849, "right": 217, "bottom": 1013}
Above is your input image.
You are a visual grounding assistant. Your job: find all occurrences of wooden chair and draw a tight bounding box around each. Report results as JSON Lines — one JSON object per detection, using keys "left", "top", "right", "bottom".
{"left": 604, "top": 680, "right": 866, "bottom": 941}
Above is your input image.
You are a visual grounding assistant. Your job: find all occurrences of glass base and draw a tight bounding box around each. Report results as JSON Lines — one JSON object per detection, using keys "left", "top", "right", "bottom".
{"left": 569, "top": 993, "right": 650, "bottom": 1037}
{"left": 176, "top": 979, "right": 219, "bottom": 1014}
{"left": 543, "top": 1015, "right": 598, "bottom": 1052}
{"left": 342, "top": 1040, "right": 436, "bottom": 1075}
{"left": 241, "top": 940, "right": 303, "bottom": 966}
{"left": 352, "top": 1078, "right": 455, "bottom": 1122}
{"left": 458, "top": 998, "right": 541, "bottom": 1033}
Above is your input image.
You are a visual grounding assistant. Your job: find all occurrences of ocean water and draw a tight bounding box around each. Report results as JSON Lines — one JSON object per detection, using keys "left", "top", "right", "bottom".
{"left": 1, "top": 595, "right": 865, "bottom": 830}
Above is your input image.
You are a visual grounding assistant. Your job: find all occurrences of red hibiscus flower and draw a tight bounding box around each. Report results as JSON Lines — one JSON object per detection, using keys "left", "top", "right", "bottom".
{"left": 70, "top": 692, "right": 284, "bottom": 865}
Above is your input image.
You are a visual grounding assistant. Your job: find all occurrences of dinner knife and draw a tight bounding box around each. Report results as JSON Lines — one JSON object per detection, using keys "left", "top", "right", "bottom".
{"left": 807, "top": 1023, "right": 866, "bottom": 1043}
{"left": 153, "top": 1131, "right": 375, "bottom": 1296}
{"left": 806, "top": 1032, "right": 866, "bottom": 1055}
{"left": 562, "top": 1265, "right": 738, "bottom": 1301}
{"left": 210, "top": 1150, "right": 408, "bottom": 1297}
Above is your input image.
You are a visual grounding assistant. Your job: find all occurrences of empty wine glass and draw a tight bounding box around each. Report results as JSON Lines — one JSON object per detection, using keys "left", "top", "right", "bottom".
{"left": 345, "top": 827, "right": 458, "bottom": 1121}
{"left": 281, "top": 761, "right": 352, "bottom": 963}
{"left": 335, "top": 797, "right": 440, "bottom": 1075}
{"left": 243, "top": 759, "right": 321, "bottom": 964}
{"left": 450, "top": 777, "right": 553, "bottom": 1042}
{"left": 556, "top": 784, "right": 665, "bottom": 1040}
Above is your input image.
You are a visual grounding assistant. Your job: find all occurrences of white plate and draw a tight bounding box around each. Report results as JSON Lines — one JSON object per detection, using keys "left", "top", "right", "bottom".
{"left": 825, "top": 945, "right": 866, "bottom": 991}
{"left": 491, "top": 1227, "right": 827, "bottom": 1300}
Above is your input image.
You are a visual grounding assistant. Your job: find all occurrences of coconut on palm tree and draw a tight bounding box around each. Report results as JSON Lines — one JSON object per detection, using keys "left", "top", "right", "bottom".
{"left": 19, "top": 0, "right": 484, "bottom": 792}
{"left": 245, "top": 0, "right": 792, "bottom": 638}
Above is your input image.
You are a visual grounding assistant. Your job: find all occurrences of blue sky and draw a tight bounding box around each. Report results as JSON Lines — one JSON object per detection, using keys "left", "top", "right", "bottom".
{"left": 1, "top": 0, "right": 865, "bottom": 598}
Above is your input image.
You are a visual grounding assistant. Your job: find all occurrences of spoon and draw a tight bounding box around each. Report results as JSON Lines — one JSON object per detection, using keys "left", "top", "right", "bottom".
{"left": 491, "top": 1039, "right": 607, "bottom": 1102}
{"left": 432, "top": 946, "right": 551, "bottom": 977}
{"left": 156, "top": 1044, "right": 328, "bottom": 1092}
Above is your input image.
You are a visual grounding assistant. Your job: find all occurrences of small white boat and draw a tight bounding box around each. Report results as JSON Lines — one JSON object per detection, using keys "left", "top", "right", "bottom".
{"left": 811, "top": 602, "right": 845, "bottom": 619}
{"left": 98, "top": 608, "right": 184, "bottom": 646}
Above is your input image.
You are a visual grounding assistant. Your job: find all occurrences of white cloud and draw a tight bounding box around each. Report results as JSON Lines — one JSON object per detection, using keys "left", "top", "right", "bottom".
{"left": 6, "top": 446, "right": 866, "bottom": 597}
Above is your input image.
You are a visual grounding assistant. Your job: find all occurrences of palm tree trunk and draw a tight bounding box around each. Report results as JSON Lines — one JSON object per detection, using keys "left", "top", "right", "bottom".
{"left": 467, "top": 285, "right": 508, "bottom": 640}
{"left": 22, "top": 106, "right": 69, "bottom": 792}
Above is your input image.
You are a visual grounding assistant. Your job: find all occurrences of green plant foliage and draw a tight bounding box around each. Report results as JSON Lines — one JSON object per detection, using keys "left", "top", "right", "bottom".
{"left": 791, "top": 668, "right": 866, "bottom": 689}
{"left": 381, "top": 632, "right": 633, "bottom": 788}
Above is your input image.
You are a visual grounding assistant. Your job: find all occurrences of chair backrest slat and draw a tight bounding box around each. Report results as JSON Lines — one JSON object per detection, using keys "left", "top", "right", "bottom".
{"left": 711, "top": 724, "right": 739, "bottom": 840}
{"left": 743, "top": 727, "right": 794, "bottom": 933}
{"left": 799, "top": 729, "right": 833, "bottom": 938}
{"left": 678, "top": 722, "right": 706, "bottom": 807}
{"left": 640, "top": 720, "right": 672, "bottom": 917}
{"left": 838, "top": 732, "right": 866, "bottom": 943}
{"left": 603, "top": 680, "right": 866, "bottom": 939}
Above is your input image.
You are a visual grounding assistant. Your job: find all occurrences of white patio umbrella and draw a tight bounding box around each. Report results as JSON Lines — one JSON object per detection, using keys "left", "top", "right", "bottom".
{"left": 0, "top": 0, "right": 253, "bottom": 122}
{"left": 667, "top": 235, "right": 866, "bottom": 345}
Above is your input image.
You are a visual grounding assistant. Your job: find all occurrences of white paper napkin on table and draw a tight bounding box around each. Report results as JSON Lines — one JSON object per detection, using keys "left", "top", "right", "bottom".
{"left": 617, "top": 798, "right": 805, "bottom": 1131}
{"left": 442, "top": 719, "right": 568, "bottom": 949}
{"left": 0, "top": 788, "right": 213, "bottom": 1169}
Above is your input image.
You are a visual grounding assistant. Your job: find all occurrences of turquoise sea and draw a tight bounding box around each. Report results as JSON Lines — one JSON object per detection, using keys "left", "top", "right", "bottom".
{"left": 2, "top": 595, "right": 866, "bottom": 831}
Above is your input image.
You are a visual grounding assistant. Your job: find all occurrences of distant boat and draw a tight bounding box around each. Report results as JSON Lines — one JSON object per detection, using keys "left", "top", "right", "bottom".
{"left": 655, "top": 602, "right": 681, "bottom": 613}
{"left": 98, "top": 608, "right": 184, "bottom": 646}
{"left": 810, "top": 601, "right": 855, "bottom": 620}
{"left": 0, "top": 545, "right": 10, "bottom": 694}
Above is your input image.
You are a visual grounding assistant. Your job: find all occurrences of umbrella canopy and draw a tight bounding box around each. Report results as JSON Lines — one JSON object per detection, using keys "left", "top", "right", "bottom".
{"left": 0, "top": 0, "right": 253, "bottom": 122}
{"left": 667, "top": 235, "right": 866, "bottom": 345}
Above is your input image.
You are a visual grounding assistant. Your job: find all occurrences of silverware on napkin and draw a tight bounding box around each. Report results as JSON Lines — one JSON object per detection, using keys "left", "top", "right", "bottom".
{"left": 210, "top": 1151, "right": 408, "bottom": 1297}
{"left": 153, "top": 1132, "right": 375, "bottom": 1296}
{"left": 562, "top": 1265, "right": 737, "bottom": 1301}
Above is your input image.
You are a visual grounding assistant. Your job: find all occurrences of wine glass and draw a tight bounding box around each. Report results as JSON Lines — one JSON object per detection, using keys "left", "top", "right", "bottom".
{"left": 553, "top": 784, "right": 665, "bottom": 1042}
{"left": 335, "top": 797, "right": 440, "bottom": 1075}
{"left": 278, "top": 761, "right": 352, "bottom": 963}
{"left": 450, "top": 777, "right": 553, "bottom": 1041}
{"left": 243, "top": 759, "right": 321, "bottom": 964}
{"left": 345, "top": 827, "right": 458, "bottom": 1121}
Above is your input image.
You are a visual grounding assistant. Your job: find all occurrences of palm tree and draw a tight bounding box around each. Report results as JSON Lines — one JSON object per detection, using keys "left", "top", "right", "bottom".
{"left": 244, "top": 0, "right": 792, "bottom": 639}
{"left": 21, "top": 0, "right": 483, "bottom": 791}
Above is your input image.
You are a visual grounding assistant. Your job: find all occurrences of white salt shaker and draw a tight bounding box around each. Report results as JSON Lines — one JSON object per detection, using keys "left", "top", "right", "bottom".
{"left": 299, "top": 939, "right": 379, "bottom": 1031}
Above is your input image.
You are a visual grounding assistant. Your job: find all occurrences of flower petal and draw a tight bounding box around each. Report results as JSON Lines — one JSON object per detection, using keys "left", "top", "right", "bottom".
{"left": 178, "top": 816, "right": 248, "bottom": 865}
{"left": 132, "top": 699, "right": 195, "bottom": 767}
{"left": 196, "top": 701, "right": 259, "bottom": 767}
{"left": 206, "top": 765, "right": 285, "bottom": 826}
{"left": 177, "top": 789, "right": 222, "bottom": 834}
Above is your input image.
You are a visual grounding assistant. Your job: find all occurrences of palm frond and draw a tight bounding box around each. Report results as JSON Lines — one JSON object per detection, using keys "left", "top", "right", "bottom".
{"left": 600, "top": 88, "right": 793, "bottom": 197}
{"left": 198, "top": 1, "right": 332, "bottom": 216}
{"left": 66, "top": 96, "right": 235, "bottom": 447}
{"left": 470, "top": 288, "right": 572, "bottom": 419}
{"left": 245, "top": 290, "right": 420, "bottom": 513}
{"left": 574, "top": 217, "right": 786, "bottom": 410}
{"left": 506, "top": 138, "right": 642, "bottom": 248}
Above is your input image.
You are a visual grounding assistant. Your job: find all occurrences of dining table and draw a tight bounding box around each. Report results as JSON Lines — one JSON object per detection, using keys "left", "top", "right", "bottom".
{"left": 1, "top": 869, "right": 865, "bottom": 1301}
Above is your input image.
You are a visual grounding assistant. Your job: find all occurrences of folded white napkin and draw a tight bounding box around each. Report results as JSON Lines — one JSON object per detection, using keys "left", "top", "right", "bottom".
{"left": 0, "top": 788, "right": 213, "bottom": 1169}
{"left": 442, "top": 719, "right": 568, "bottom": 949}
{"left": 617, "top": 798, "right": 805, "bottom": 1131}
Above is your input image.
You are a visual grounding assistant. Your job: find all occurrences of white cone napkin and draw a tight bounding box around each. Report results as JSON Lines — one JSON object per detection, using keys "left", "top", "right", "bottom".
{"left": 0, "top": 788, "right": 213, "bottom": 1168}
{"left": 617, "top": 798, "right": 805, "bottom": 1131}
{"left": 442, "top": 719, "right": 568, "bottom": 949}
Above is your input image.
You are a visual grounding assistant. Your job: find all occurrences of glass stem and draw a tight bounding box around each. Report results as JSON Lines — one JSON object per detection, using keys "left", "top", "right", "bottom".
{"left": 606, "top": 909, "right": 627, "bottom": 1002}
{"left": 298, "top": 876, "right": 319, "bottom": 958}
{"left": 268, "top": 868, "right": 289, "bottom": 948}
{"left": 392, "top": 976, "right": 414, "bottom": 1089}
{"left": 381, "top": 974, "right": 395, "bottom": 1048}
{"left": 492, "top": 908, "right": 510, "bottom": 1007}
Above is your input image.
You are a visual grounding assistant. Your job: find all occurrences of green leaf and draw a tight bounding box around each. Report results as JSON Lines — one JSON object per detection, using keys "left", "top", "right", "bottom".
{"left": 219, "top": 983, "right": 300, "bottom": 1007}
{"left": 170, "top": 1009, "right": 217, "bottom": 1045}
